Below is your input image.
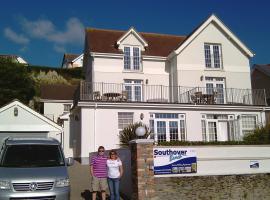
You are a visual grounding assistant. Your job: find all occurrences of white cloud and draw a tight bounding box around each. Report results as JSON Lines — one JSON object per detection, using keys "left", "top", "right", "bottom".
{"left": 20, "top": 17, "right": 84, "bottom": 46}
{"left": 4, "top": 27, "right": 29, "bottom": 45}
{"left": 53, "top": 45, "right": 66, "bottom": 53}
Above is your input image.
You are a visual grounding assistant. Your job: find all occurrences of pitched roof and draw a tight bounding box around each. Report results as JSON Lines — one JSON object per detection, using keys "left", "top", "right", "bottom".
{"left": 63, "top": 53, "right": 80, "bottom": 62}
{"left": 253, "top": 64, "right": 270, "bottom": 77}
{"left": 85, "top": 28, "right": 186, "bottom": 57}
{"left": 40, "top": 84, "right": 77, "bottom": 101}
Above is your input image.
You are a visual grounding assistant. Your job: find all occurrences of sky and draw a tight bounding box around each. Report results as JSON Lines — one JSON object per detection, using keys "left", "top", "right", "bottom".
{"left": 0, "top": 0, "right": 269, "bottom": 68}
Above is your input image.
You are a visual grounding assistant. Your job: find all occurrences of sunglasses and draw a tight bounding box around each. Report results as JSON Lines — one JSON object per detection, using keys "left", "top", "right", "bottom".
{"left": 98, "top": 150, "right": 105, "bottom": 152}
{"left": 110, "top": 153, "right": 116, "bottom": 155}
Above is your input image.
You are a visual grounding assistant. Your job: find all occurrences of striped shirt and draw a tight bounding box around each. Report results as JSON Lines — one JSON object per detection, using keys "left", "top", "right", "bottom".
{"left": 90, "top": 155, "right": 107, "bottom": 178}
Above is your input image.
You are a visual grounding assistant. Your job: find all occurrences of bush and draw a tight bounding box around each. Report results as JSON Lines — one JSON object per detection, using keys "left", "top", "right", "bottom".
{"left": 243, "top": 124, "right": 270, "bottom": 144}
{"left": 119, "top": 122, "right": 151, "bottom": 147}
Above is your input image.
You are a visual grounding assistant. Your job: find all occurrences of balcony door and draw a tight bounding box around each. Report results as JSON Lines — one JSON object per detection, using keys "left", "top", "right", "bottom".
{"left": 205, "top": 77, "right": 225, "bottom": 104}
{"left": 124, "top": 80, "right": 142, "bottom": 101}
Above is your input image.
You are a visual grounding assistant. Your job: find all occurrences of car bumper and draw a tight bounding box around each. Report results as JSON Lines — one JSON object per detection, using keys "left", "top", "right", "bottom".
{"left": 0, "top": 186, "right": 70, "bottom": 200}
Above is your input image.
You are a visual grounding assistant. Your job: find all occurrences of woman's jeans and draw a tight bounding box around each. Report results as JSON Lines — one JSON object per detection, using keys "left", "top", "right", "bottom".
{"left": 107, "top": 178, "right": 120, "bottom": 200}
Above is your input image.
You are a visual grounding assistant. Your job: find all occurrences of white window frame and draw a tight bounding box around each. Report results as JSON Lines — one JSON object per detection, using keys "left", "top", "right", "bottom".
{"left": 118, "top": 112, "right": 134, "bottom": 130}
{"left": 63, "top": 104, "right": 71, "bottom": 113}
{"left": 205, "top": 77, "right": 226, "bottom": 104}
{"left": 123, "top": 46, "right": 141, "bottom": 71}
{"left": 241, "top": 115, "right": 257, "bottom": 136}
{"left": 124, "top": 79, "right": 143, "bottom": 101}
{"left": 150, "top": 113, "right": 186, "bottom": 143}
{"left": 204, "top": 43, "right": 222, "bottom": 69}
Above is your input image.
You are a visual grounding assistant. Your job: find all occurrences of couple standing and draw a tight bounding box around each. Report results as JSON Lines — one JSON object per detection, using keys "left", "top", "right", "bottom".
{"left": 90, "top": 146, "right": 123, "bottom": 200}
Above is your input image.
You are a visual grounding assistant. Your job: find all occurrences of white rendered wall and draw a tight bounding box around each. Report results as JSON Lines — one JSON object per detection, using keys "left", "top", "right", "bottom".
{"left": 155, "top": 146, "right": 270, "bottom": 176}
{"left": 175, "top": 23, "right": 252, "bottom": 89}
{"left": 93, "top": 57, "right": 169, "bottom": 85}
{"left": 43, "top": 102, "right": 72, "bottom": 122}
{"left": 63, "top": 119, "right": 73, "bottom": 158}
{"left": 79, "top": 105, "right": 265, "bottom": 162}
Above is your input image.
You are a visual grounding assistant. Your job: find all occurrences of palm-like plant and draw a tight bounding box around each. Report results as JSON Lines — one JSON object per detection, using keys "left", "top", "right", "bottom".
{"left": 119, "top": 122, "right": 151, "bottom": 147}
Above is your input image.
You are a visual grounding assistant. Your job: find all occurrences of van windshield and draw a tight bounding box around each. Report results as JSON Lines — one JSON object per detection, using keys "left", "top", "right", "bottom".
{"left": 0, "top": 145, "right": 65, "bottom": 167}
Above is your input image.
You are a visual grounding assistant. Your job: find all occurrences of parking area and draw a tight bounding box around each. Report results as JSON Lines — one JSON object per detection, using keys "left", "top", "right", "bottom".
{"left": 68, "top": 160, "right": 125, "bottom": 200}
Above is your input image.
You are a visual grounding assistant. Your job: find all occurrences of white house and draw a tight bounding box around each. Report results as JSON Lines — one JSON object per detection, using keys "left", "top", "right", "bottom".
{"left": 61, "top": 53, "right": 83, "bottom": 68}
{"left": 0, "top": 100, "right": 62, "bottom": 146}
{"left": 71, "top": 14, "right": 269, "bottom": 163}
{"left": 0, "top": 54, "right": 28, "bottom": 65}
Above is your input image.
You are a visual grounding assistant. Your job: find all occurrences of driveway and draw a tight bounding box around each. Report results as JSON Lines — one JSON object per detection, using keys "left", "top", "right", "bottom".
{"left": 68, "top": 160, "right": 125, "bottom": 200}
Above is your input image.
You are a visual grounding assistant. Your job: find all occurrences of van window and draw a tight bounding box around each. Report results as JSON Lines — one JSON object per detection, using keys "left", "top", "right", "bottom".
{"left": 0, "top": 145, "right": 65, "bottom": 167}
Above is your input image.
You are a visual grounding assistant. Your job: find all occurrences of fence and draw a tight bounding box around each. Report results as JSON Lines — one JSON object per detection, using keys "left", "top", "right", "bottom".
{"left": 75, "top": 81, "right": 267, "bottom": 106}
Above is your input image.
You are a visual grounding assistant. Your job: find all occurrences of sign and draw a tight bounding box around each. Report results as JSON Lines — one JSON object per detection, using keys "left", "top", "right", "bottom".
{"left": 250, "top": 160, "right": 259, "bottom": 169}
{"left": 153, "top": 147, "right": 197, "bottom": 175}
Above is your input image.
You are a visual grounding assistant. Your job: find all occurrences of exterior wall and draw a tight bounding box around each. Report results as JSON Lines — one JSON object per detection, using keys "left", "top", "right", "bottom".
{"left": 63, "top": 118, "right": 73, "bottom": 157}
{"left": 43, "top": 102, "right": 72, "bottom": 122}
{"left": 118, "top": 32, "right": 145, "bottom": 51}
{"left": 154, "top": 174, "right": 270, "bottom": 200}
{"left": 176, "top": 23, "right": 251, "bottom": 89}
{"left": 93, "top": 57, "right": 169, "bottom": 85}
{"left": 77, "top": 103, "right": 266, "bottom": 162}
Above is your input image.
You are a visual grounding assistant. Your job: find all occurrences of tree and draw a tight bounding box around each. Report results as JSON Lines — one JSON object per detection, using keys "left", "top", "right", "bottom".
{"left": 0, "top": 58, "right": 36, "bottom": 107}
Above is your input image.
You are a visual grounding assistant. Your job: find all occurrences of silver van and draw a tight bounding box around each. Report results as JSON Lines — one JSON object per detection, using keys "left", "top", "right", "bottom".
{"left": 0, "top": 137, "right": 73, "bottom": 200}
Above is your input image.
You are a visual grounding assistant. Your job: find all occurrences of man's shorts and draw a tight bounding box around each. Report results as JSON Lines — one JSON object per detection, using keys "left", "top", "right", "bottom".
{"left": 92, "top": 176, "right": 108, "bottom": 192}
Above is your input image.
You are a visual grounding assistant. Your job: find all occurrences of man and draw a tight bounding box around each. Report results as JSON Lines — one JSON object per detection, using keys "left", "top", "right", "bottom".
{"left": 90, "top": 146, "right": 108, "bottom": 200}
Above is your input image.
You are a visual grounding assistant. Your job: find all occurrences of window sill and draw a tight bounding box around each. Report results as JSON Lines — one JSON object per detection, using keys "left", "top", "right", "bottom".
{"left": 204, "top": 68, "right": 224, "bottom": 72}
{"left": 122, "top": 70, "right": 143, "bottom": 74}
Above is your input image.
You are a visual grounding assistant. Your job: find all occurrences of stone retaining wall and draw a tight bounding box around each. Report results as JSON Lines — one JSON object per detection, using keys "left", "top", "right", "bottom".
{"left": 154, "top": 174, "right": 270, "bottom": 200}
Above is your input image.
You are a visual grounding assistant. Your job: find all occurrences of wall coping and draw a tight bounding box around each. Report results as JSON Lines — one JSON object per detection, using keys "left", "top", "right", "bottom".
{"left": 129, "top": 139, "right": 154, "bottom": 144}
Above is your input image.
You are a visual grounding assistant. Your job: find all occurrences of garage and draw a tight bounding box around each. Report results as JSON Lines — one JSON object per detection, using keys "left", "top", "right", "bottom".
{"left": 0, "top": 100, "right": 62, "bottom": 146}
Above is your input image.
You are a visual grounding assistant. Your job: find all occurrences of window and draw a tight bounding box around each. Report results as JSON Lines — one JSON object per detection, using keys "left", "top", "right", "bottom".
{"left": 124, "top": 80, "right": 142, "bottom": 101}
{"left": 204, "top": 44, "right": 222, "bottom": 69}
{"left": 64, "top": 104, "right": 71, "bottom": 113}
{"left": 151, "top": 113, "right": 186, "bottom": 143}
{"left": 124, "top": 46, "right": 141, "bottom": 71}
{"left": 241, "top": 115, "right": 257, "bottom": 135}
{"left": 118, "top": 112, "right": 134, "bottom": 129}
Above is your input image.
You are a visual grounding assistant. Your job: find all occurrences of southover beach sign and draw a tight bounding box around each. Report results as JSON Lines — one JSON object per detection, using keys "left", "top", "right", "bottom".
{"left": 153, "top": 148, "right": 197, "bottom": 175}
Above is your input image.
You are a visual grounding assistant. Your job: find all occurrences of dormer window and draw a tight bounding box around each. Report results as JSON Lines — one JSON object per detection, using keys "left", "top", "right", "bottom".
{"left": 204, "top": 44, "right": 222, "bottom": 69}
{"left": 124, "top": 46, "right": 141, "bottom": 71}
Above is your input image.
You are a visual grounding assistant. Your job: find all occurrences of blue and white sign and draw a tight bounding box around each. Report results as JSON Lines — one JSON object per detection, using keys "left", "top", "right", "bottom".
{"left": 153, "top": 148, "right": 197, "bottom": 175}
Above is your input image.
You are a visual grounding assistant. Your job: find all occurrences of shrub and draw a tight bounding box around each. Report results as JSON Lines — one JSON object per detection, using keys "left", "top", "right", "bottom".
{"left": 243, "top": 124, "right": 270, "bottom": 144}
{"left": 119, "top": 122, "right": 151, "bottom": 147}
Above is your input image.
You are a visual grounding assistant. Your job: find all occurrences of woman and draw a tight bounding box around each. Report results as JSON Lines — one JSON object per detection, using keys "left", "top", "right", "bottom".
{"left": 107, "top": 150, "right": 123, "bottom": 200}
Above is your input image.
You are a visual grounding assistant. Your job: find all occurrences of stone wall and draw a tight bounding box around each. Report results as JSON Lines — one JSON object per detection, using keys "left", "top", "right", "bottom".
{"left": 154, "top": 174, "right": 270, "bottom": 200}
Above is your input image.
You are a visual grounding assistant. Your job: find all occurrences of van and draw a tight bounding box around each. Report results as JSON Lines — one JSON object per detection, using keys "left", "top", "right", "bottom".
{"left": 0, "top": 137, "right": 73, "bottom": 200}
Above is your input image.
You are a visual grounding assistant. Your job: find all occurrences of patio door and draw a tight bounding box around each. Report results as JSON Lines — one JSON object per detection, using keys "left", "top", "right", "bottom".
{"left": 206, "top": 78, "right": 225, "bottom": 104}
{"left": 124, "top": 80, "right": 142, "bottom": 101}
{"left": 154, "top": 119, "right": 180, "bottom": 142}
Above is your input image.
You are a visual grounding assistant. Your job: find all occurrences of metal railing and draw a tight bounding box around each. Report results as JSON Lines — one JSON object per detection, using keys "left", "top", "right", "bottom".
{"left": 74, "top": 81, "right": 267, "bottom": 106}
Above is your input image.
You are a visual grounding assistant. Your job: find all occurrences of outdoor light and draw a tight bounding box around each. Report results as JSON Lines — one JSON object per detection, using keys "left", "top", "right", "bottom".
{"left": 136, "top": 126, "right": 146, "bottom": 137}
{"left": 14, "top": 107, "right": 18, "bottom": 117}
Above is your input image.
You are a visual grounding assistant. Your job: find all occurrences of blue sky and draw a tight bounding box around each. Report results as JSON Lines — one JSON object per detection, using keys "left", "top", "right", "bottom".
{"left": 0, "top": 0, "right": 269, "bottom": 68}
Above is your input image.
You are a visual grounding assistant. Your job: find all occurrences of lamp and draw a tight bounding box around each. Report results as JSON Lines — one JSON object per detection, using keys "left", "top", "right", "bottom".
{"left": 135, "top": 126, "right": 146, "bottom": 137}
{"left": 14, "top": 107, "right": 18, "bottom": 117}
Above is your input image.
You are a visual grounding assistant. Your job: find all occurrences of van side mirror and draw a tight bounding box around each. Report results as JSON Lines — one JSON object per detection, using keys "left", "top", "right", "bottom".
{"left": 66, "top": 157, "right": 74, "bottom": 166}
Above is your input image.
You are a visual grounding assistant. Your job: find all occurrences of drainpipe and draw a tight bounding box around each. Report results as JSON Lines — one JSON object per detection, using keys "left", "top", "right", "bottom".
{"left": 93, "top": 103, "right": 97, "bottom": 151}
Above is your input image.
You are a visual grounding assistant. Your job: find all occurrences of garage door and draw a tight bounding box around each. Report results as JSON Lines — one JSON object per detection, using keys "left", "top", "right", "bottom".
{"left": 0, "top": 132, "right": 48, "bottom": 146}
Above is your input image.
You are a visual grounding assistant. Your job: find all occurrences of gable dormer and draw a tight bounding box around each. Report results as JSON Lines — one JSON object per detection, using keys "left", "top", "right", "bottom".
{"left": 117, "top": 27, "right": 148, "bottom": 71}
{"left": 117, "top": 27, "right": 148, "bottom": 52}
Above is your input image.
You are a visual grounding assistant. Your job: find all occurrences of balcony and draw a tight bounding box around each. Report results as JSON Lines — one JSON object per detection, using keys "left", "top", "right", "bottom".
{"left": 74, "top": 81, "right": 267, "bottom": 106}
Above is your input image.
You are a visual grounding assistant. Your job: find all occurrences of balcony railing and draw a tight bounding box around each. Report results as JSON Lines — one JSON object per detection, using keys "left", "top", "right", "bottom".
{"left": 74, "top": 81, "right": 267, "bottom": 106}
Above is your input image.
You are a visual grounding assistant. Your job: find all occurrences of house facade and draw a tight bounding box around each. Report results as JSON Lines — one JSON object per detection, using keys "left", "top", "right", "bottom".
{"left": 72, "top": 15, "right": 269, "bottom": 163}
{"left": 61, "top": 53, "right": 83, "bottom": 68}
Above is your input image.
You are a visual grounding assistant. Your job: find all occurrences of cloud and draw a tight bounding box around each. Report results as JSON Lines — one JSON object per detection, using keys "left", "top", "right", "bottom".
{"left": 20, "top": 17, "right": 84, "bottom": 46}
{"left": 3, "top": 27, "right": 29, "bottom": 45}
{"left": 53, "top": 45, "right": 66, "bottom": 53}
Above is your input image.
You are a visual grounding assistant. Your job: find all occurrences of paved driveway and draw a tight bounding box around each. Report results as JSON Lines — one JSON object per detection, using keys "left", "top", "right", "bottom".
{"left": 68, "top": 160, "right": 124, "bottom": 200}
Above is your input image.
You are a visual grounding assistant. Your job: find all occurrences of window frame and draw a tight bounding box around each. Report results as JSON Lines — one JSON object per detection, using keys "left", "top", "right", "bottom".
{"left": 241, "top": 115, "right": 257, "bottom": 136}
{"left": 123, "top": 46, "right": 142, "bottom": 72}
{"left": 118, "top": 112, "right": 134, "bottom": 130}
{"left": 204, "top": 43, "right": 223, "bottom": 69}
